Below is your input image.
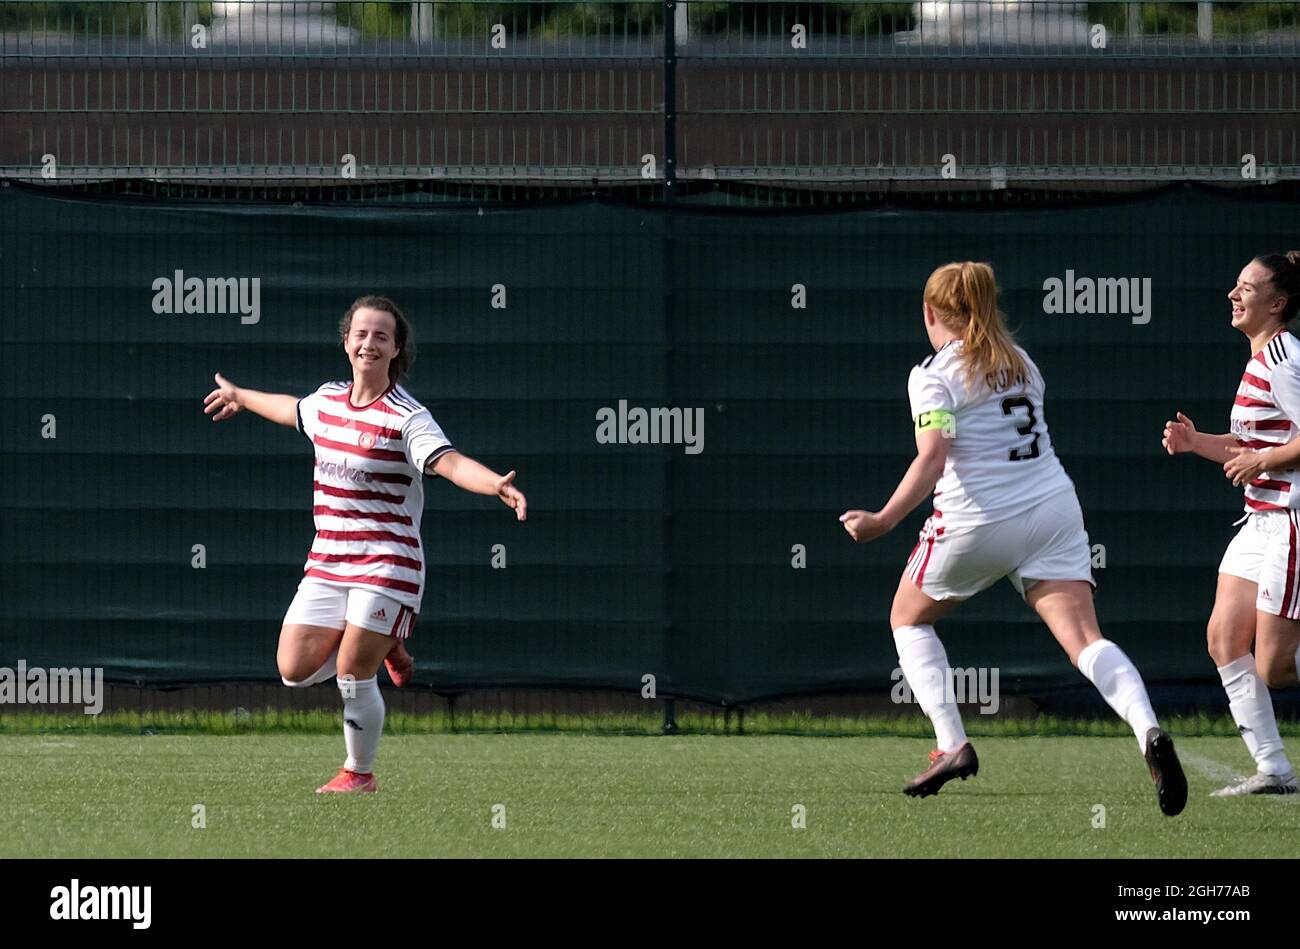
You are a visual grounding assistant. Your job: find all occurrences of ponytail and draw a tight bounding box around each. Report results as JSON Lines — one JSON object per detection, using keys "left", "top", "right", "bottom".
{"left": 923, "top": 261, "right": 1028, "bottom": 392}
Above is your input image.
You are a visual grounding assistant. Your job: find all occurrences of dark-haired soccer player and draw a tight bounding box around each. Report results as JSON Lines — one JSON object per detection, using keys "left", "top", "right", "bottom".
{"left": 205, "top": 295, "right": 526, "bottom": 793}
{"left": 1164, "top": 252, "right": 1300, "bottom": 796}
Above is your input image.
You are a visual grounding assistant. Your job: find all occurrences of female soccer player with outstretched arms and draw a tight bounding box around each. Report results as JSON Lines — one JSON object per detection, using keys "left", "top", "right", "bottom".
{"left": 204, "top": 295, "right": 526, "bottom": 793}
{"left": 1163, "top": 252, "right": 1300, "bottom": 796}
{"left": 841, "top": 262, "right": 1186, "bottom": 816}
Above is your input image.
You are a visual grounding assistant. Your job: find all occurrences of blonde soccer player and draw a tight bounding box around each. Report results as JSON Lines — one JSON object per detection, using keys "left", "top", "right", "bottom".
{"left": 841, "top": 261, "right": 1186, "bottom": 816}
{"left": 203, "top": 295, "right": 527, "bottom": 793}
{"left": 1163, "top": 251, "right": 1300, "bottom": 796}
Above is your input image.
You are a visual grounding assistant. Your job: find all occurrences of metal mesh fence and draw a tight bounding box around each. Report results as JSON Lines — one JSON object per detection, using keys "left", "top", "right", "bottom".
{"left": 3, "top": 1, "right": 1299, "bottom": 191}
{"left": 5, "top": 4, "right": 1300, "bottom": 722}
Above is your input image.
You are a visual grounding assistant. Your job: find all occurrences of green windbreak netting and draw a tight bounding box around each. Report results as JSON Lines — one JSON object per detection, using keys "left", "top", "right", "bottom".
{"left": 2, "top": 183, "right": 1294, "bottom": 702}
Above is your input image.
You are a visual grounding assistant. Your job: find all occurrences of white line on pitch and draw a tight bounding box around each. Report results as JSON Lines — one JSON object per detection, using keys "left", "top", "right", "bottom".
{"left": 1180, "top": 750, "right": 1300, "bottom": 803}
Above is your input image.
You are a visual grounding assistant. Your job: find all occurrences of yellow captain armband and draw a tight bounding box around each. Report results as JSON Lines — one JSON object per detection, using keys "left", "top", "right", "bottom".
{"left": 914, "top": 409, "right": 955, "bottom": 435}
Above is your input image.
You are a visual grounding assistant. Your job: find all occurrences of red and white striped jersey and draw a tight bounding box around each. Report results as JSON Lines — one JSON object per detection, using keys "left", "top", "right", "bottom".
{"left": 1230, "top": 330, "right": 1300, "bottom": 513}
{"left": 294, "top": 379, "right": 455, "bottom": 609}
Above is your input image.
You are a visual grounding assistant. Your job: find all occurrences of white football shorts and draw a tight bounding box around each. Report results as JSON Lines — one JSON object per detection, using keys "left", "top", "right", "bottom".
{"left": 905, "top": 487, "right": 1096, "bottom": 601}
{"left": 1218, "top": 509, "right": 1300, "bottom": 618}
{"left": 282, "top": 578, "right": 417, "bottom": 638}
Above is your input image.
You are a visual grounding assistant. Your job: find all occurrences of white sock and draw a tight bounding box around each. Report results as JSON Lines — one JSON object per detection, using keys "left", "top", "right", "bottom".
{"left": 338, "top": 675, "right": 384, "bottom": 774}
{"left": 1218, "top": 655, "right": 1291, "bottom": 776}
{"left": 1077, "top": 639, "right": 1160, "bottom": 753}
{"left": 894, "top": 624, "right": 968, "bottom": 753}
{"left": 281, "top": 649, "right": 338, "bottom": 688}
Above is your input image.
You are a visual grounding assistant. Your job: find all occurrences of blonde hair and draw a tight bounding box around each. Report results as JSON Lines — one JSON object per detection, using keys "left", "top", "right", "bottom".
{"left": 923, "top": 261, "right": 1028, "bottom": 392}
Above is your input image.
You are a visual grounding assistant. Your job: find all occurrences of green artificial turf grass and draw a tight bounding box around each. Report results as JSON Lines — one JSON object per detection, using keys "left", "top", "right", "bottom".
{"left": 4, "top": 733, "right": 1296, "bottom": 858}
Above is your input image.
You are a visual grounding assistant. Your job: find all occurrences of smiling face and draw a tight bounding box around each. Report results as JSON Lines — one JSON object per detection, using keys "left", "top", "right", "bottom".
{"left": 344, "top": 306, "right": 400, "bottom": 381}
{"left": 1229, "top": 260, "right": 1289, "bottom": 336}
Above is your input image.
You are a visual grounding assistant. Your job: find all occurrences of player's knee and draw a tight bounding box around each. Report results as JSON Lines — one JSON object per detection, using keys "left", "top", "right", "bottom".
{"left": 889, "top": 602, "right": 923, "bottom": 632}
{"left": 1205, "top": 619, "right": 1244, "bottom": 667}
{"left": 1205, "top": 635, "right": 1228, "bottom": 667}
{"left": 278, "top": 659, "right": 313, "bottom": 686}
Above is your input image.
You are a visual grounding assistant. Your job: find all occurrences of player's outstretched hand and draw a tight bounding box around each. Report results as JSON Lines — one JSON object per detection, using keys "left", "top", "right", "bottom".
{"left": 840, "top": 509, "right": 890, "bottom": 543}
{"left": 496, "top": 470, "right": 527, "bottom": 521}
{"left": 203, "top": 372, "right": 242, "bottom": 422}
{"left": 1162, "top": 411, "right": 1196, "bottom": 455}
{"left": 1224, "top": 446, "right": 1269, "bottom": 487}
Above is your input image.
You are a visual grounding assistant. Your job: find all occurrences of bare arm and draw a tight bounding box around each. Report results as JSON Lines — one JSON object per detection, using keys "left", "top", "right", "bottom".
{"left": 1187, "top": 432, "right": 1238, "bottom": 465}
{"left": 1223, "top": 436, "right": 1300, "bottom": 487}
{"left": 1258, "top": 437, "right": 1300, "bottom": 471}
{"left": 841, "top": 428, "right": 950, "bottom": 543}
{"left": 203, "top": 373, "right": 299, "bottom": 428}
{"left": 430, "top": 450, "right": 527, "bottom": 521}
{"left": 1163, "top": 411, "right": 1236, "bottom": 464}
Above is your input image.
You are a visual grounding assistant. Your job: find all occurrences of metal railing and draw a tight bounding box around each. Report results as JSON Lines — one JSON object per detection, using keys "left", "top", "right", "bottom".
{"left": 3, "top": 1, "right": 1299, "bottom": 188}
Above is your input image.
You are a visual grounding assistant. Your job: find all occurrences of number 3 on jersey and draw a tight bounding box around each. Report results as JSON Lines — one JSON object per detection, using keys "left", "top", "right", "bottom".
{"left": 1001, "top": 396, "right": 1041, "bottom": 461}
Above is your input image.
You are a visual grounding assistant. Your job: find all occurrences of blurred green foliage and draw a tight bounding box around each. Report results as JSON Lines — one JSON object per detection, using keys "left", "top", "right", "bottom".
{"left": 1, "top": 1, "right": 1296, "bottom": 40}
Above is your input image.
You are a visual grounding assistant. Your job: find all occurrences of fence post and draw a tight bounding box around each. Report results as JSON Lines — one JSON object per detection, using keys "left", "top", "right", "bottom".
{"left": 662, "top": 0, "right": 680, "bottom": 739}
{"left": 664, "top": 0, "right": 677, "bottom": 200}
{"left": 661, "top": 698, "right": 678, "bottom": 734}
